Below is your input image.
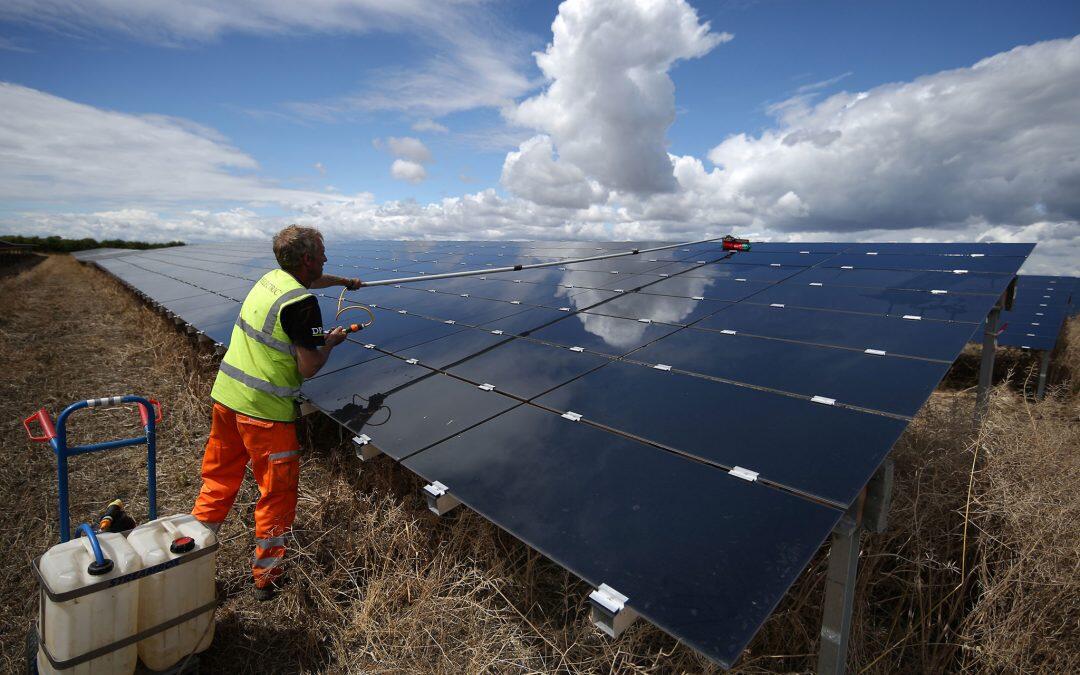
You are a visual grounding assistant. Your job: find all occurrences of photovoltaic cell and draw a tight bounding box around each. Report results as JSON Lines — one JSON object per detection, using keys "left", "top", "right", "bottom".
{"left": 403, "top": 404, "right": 842, "bottom": 668}
{"left": 86, "top": 238, "right": 1034, "bottom": 670}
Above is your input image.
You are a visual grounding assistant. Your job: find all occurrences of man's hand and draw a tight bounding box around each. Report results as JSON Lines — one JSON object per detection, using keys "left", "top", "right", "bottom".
{"left": 325, "top": 325, "right": 347, "bottom": 348}
{"left": 296, "top": 327, "right": 347, "bottom": 378}
{"left": 345, "top": 278, "right": 363, "bottom": 291}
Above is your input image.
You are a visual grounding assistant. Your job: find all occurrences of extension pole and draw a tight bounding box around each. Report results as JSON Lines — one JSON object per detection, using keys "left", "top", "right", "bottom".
{"left": 356, "top": 236, "right": 732, "bottom": 288}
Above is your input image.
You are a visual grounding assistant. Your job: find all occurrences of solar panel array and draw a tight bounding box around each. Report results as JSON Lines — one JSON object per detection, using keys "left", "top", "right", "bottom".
{"left": 991, "top": 275, "right": 1077, "bottom": 351}
{"left": 90, "top": 239, "right": 1032, "bottom": 667}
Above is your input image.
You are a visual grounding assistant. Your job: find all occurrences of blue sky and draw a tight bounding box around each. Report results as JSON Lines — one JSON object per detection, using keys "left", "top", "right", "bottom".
{"left": 1, "top": 1, "right": 1078, "bottom": 272}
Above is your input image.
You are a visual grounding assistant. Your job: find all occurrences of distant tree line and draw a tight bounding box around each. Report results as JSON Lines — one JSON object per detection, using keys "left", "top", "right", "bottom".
{"left": 0, "top": 234, "right": 185, "bottom": 253}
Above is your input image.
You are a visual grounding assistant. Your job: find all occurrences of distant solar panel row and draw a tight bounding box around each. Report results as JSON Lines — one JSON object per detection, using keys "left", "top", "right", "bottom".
{"left": 88, "top": 239, "right": 1031, "bottom": 668}
{"left": 990, "top": 275, "right": 1077, "bottom": 351}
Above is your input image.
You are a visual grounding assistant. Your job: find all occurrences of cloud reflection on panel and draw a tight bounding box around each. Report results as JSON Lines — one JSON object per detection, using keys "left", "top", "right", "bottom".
{"left": 556, "top": 266, "right": 716, "bottom": 348}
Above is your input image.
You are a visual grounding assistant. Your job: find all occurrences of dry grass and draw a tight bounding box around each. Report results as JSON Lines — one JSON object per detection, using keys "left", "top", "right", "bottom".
{"left": 1, "top": 255, "right": 1077, "bottom": 673}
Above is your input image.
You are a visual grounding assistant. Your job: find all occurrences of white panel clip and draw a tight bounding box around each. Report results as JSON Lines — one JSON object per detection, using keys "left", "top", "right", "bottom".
{"left": 561, "top": 411, "right": 583, "bottom": 422}
{"left": 864, "top": 348, "right": 886, "bottom": 356}
{"left": 660, "top": 273, "right": 670, "bottom": 277}
{"left": 491, "top": 330, "right": 504, "bottom": 335}
{"left": 809, "top": 282, "right": 823, "bottom": 287}
{"left": 970, "top": 253, "right": 984, "bottom": 257}
{"left": 770, "top": 303, "right": 785, "bottom": 308}
{"left": 569, "top": 346, "right": 585, "bottom": 352}
{"left": 637, "top": 318, "right": 652, "bottom": 324}
{"left": 444, "top": 319, "right": 456, "bottom": 324}
{"left": 735, "top": 278, "right": 747, "bottom": 282}
{"left": 902, "top": 314, "right": 922, "bottom": 320}
{"left": 930, "top": 289, "right": 947, "bottom": 295}
{"left": 811, "top": 395, "right": 837, "bottom": 405}
{"left": 363, "top": 343, "right": 375, "bottom": 349}
{"left": 510, "top": 300, "right": 521, "bottom": 304}
{"left": 770, "top": 263, "right": 781, "bottom": 267}
{"left": 953, "top": 269, "right": 969, "bottom": 274}
{"left": 559, "top": 307, "right": 571, "bottom": 311}
{"left": 720, "top": 329, "right": 737, "bottom": 335}
{"left": 397, "top": 309, "right": 407, "bottom": 314}
{"left": 460, "top": 293, "right": 470, "bottom": 298}
{"left": 653, "top": 364, "right": 672, "bottom": 371}
{"left": 840, "top": 265, "right": 854, "bottom": 269}
{"left": 353, "top": 434, "right": 371, "bottom": 445}
{"left": 477, "top": 383, "right": 495, "bottom": 391}
{"left": 405, "top": 358, "right": 419, "bottom": 365}
{"left": 613, "top": 288, "right": 625, "bottom": 293}
{"left": 729, "top": 466, "right": 759, "bottom": 482}
{"left": 428, "top": 288, "right": 436, "bottom": 293}
{"left": 866, "top": 251, "right": 878, "bottom": 255}
{"left": 691, "top": 295, "right": 705, "bottom": 300}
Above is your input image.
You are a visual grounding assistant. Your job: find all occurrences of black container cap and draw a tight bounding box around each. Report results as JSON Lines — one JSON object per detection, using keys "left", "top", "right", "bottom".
{"left": 170, "top": 536, "right": 196, "bottom": 554}
{"left": 87, "top": 559, "right": 114, "bottom": 576}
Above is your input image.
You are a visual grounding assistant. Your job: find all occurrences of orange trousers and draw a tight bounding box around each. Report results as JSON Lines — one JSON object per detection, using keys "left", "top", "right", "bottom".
{"left": 192, "top": 402, "right": 300, "bottom": 588}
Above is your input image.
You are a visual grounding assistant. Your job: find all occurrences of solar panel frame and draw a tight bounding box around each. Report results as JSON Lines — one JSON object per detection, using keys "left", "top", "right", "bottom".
{"left": 85, "top": 239, "right": 1034, "bottom": 669}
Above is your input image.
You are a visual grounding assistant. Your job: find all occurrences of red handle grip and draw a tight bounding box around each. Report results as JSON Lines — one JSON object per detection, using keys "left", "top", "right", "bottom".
{"left": 138, "top": 399, "right": 164, "bottom": 426}
{"left": 23, "top": 409, "right": 57, "bottom": 442}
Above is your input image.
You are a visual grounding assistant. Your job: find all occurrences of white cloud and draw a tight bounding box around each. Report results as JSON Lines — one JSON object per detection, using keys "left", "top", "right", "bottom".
{"left": 313, "top": 162, "right": 326, "bottom": 176}
{"left": 382, "top": 136, "right": 432, "bottom": 164}
{"left": 504, "top": 0, "right": 730, "bottom": 196}
{"left": 0, "top": 82, "right": 337, "bottom": 206}
{"left": 411, "top": 119, "right": 449, "bottom": 134}
{"left": 1, "top": 1, "right": 536, "bottom": 120}
{"left": 705, "top": 36, "right": 1080, "bottom": 234}
{"left": 377, "top": 136, "right": 432, "bottom": 184}
{"left": 390, "top": 159, "right": 427, "bottom": 184}
{"left": 500, "top": 135, "right": 607, "bottom": 209}
{"left": 0, "top": 1, "right": 476, "bottom": 44}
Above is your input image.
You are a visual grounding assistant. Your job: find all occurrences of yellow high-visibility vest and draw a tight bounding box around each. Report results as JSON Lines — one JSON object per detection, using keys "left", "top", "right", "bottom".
{"left": 211, "top": 269, "right": 312, "bottom": 421}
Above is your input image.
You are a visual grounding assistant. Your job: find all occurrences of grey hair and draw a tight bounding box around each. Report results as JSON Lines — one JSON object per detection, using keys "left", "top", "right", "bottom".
{"left": 273, "top": 225, "right": 323, "bottom": 272}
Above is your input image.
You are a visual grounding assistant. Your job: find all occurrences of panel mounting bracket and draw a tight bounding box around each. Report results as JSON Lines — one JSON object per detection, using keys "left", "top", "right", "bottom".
{"left": 299, "top": 401, "right": 319, "bottom": 417}
{"left": 422, "top": 481, "right": 461, "bottom": 515}
{"left": 351, "top": 434, "right": 382, "bottom": 461}
{"left": 589, "top": 583, "right": 640, "bottom": 638}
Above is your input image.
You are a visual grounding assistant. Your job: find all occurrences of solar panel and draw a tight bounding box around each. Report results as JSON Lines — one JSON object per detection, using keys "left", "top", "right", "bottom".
{"left": 986, "top": 275, "right": 1077, "bottom": 352}
{"left": 88, "top": 238, "right": 1033, "bottom": 668}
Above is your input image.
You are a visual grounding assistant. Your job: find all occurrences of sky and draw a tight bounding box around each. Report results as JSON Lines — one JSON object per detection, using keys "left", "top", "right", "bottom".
{"left": 1, "top": 0, "right": 1078, "bottom": 273}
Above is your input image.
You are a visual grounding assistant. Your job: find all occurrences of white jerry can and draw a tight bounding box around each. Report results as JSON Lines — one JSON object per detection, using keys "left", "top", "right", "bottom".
{"left": 127, "top": 514, "right": 217, "bottom": 671}
{"left": 37, "top": 532, "right": 142, "bottom": 675}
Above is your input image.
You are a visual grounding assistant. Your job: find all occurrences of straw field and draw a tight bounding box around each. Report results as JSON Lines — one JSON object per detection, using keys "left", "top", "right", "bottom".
{"left": 1, "top": 254, "right": 1077, "bottom": 673}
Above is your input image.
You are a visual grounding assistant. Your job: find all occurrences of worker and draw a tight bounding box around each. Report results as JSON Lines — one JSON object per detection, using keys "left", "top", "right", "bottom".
{"left": 191, "top": 224, "right": 360, "bottom": 601}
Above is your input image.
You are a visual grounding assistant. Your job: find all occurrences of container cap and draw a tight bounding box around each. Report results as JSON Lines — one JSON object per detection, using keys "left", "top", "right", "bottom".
{"left": 170, "top": 536, "right": 196, "bottom": 554}
{"left": 87, "top": 559, "right": 114, "bottom": 576}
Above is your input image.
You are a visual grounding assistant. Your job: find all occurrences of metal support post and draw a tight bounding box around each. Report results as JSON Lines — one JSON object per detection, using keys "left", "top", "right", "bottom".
{"left": 974, "top": 302, "right": 1002, "bottom": 426}
{"left": 1035, "top": 349, "right": 1051, "bottom": 399}
{"left": 817, "top": 511, "right": 861, "bottom": 675}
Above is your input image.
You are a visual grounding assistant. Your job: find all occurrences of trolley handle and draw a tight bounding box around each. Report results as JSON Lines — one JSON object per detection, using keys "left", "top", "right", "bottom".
{"left": 23, "top": 409, "right": 57, "bottom": 442}
{"left": 82, "top": 396, "right": 163, "bottom": 427}
{"left": 138, "top": 398, "right": 164, "bottom": 427}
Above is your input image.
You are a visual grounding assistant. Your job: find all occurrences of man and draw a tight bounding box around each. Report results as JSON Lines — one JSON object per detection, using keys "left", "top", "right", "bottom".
{"left": 192, "top": 225, "right": 360, "bottom": 600}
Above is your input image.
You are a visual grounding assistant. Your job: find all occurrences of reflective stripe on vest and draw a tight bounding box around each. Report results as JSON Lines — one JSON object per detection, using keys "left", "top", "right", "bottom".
{"left": 218, "top": 362, "right": 300, "bottom": 398}
{"left": 210, "top": 269, "right": 311, "bottom": 421}
{"left": 235, "top": 315, "right": 296, "bottom": 355}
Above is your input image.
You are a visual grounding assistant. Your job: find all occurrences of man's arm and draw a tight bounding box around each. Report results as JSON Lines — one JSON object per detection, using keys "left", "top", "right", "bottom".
{"left": 295, "top": 327, "right": 346, "bottom": 378}
{"left": 309, "top": 274, "right": 362, "bottom": 290}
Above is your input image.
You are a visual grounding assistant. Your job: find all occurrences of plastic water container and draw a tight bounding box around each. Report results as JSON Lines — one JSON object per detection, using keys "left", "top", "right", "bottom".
{"left": 37, "top": 532, "right": 142, "bottom": 674}
{"left": 127, "top": 514, "right": 216, "bottom": 670}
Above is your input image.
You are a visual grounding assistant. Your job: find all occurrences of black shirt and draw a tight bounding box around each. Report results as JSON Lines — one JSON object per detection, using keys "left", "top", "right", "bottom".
{"left": 279, "top": 296, "right": 325, "bottom": 348}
